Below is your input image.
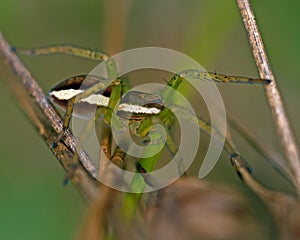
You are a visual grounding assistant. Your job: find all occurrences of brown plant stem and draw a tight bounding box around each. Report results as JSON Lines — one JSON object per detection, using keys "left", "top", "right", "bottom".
{"left": 0, "top": 32, "right": 99, "bottom": 202}
{"left": 236, "top": 0, "right": 300, "bottom": 194}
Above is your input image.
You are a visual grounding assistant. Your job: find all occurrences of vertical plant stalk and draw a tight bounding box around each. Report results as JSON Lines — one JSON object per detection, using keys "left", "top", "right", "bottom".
{"left": 103, "top": 0, "right": 132, "bottom": 54}
{"left": 236, "top": 0, "right": 300, "bottom": 193}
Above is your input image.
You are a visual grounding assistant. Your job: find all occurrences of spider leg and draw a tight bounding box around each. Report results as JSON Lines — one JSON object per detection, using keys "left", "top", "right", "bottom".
{"left": 12, "top": 45, "right": 109, "bottom": 61}
{"left": 133, "top": 107, "right": 187, "bottom": 177}
{"left": 62, "top": 79, "right": 124, "bottom": 184}
{"left": 51, "top": 77, "right": 109, "bottom": 146}
{"left": 135, "top": 101, "right": 252, "bottom": 187}
{"left": 61, "top": 106, "right": 105, "bottom": 185}
{"left": 173, "top": 105, "right": 252, "bottom": 175}
{"left": 179, "top": 70, "right": 271, "bottom": 84}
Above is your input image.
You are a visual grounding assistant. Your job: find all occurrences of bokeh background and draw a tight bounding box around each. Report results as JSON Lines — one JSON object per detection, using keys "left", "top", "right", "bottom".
{"left": 0, "top": 0, "right": 299, "bottom": 239}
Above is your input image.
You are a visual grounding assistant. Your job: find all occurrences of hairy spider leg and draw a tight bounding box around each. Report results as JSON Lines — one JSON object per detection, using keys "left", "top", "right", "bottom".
{"left": 136, "top": 104, "right": 252, "bottom": 186}
{"left": 13, "top": 45, "right": 109, "bottom": 61}
{"left": 179, "top": 69, "right": 271, "bottom": 84}
{"left": 135, "top": 73, "right": 263, "bottom": 180}
{"left": 164, "top": 73, "right": 266, "bottom": 173}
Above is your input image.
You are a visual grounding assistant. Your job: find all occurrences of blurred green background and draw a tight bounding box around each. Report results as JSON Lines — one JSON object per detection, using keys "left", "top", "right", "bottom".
{"left": 0, "top": 0, "right": 300, "bottom": 239}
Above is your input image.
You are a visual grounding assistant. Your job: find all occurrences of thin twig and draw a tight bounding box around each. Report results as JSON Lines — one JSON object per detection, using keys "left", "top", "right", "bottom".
{"left": 236, "top": 0, "right": 300, "bottom": 194}
{"left": 228, "top": 112, "right": 294, "bottom": 186}
{"left": 226, "top": 128, "right": 300, "bottom": 239}
{"left": 0, "top": 32, "right": 99, "bottom": 202}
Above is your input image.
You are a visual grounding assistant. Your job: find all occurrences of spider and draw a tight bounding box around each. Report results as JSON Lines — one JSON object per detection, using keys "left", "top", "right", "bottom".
{"left": 13, "top": 45, "right": 270, "bottom": 188}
